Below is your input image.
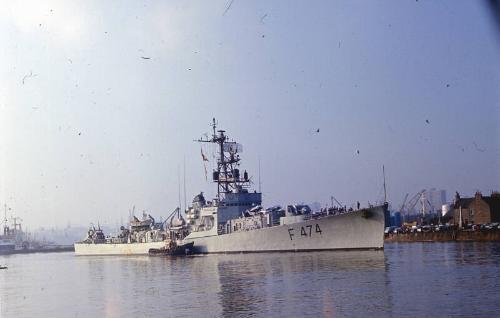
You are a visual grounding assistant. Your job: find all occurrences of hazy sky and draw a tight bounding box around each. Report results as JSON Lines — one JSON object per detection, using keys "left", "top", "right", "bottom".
{"left": 1, "top": 0, "right": 499, "bottom": 229}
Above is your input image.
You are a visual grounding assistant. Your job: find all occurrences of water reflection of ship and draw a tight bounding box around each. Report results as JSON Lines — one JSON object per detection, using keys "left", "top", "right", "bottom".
{"left": 209, "top": 251, "right": 389, "bottom": 317}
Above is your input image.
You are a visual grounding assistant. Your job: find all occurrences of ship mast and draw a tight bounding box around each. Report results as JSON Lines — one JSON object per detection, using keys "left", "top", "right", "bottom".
{"left": 196, "top": 118, "right": 251, "bottom": 202}
{"left": 383, "top": 165, "right": 387, "bottom": 203}
{"left": 3, "top": 204, "right": 7, "bottom": 236}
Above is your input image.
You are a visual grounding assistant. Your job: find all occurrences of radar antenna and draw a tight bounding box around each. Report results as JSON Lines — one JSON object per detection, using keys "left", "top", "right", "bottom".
{"left": 196, "top": 118, "right": 252, "bottom": 201}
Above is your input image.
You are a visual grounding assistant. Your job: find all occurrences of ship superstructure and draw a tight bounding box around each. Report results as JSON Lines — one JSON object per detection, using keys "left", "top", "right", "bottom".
{"left": 185, "top": 119, "right": 262, "bottom": 238}
{"left": 0, "top": 205, "right": 35, "bottom": 253}
{"left": 1, "top": 207, "right": 15, "bottom": 252}
{"left": 74, "top": 210, "right": 185, "bottom": 255}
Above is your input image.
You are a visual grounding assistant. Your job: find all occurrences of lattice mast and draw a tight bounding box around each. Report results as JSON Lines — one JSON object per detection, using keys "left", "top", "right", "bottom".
{"left": 196, "top": 118, "right": 250, "bottom": 201}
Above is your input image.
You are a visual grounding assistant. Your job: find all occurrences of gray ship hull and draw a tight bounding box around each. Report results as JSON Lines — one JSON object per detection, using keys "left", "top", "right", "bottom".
{"left": 183, "top": 205, "right": 386, "bottom": 253}
{"left": 74, "top": 241, "right": 166, "bottom": 255}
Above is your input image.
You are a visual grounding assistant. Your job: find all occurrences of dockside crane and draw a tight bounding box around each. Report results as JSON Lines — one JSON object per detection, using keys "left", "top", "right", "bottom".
{"left": 399, "top": 193, "right": 409, "bottom": 213}
{"left": 403, "top": 190, "right": 426, "bottom": 220}
{"left": 399, "top": 193, "right": 409, "bottom": 222}
{"left": 419, "top": 193, "right": 434, "bottom": 217}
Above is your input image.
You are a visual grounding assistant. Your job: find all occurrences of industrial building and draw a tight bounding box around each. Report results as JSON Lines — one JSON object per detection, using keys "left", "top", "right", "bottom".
{"left": 452, "top": 191, "right": 500, "bottom": 225}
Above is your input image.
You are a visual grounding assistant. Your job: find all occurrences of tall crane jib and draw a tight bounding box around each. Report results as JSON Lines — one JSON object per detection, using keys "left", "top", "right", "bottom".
{"left": 402, "top": 190, "right": 425, "bottom": 218}
{"left": 399, "top": 193, "right": 409, "bottom": 213}
{"left": 401, "top": 189, "right": 439, "bottom": 224}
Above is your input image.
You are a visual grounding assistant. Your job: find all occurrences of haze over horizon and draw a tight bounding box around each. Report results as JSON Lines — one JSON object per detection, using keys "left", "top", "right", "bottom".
{"left": 1, "top": 0, "right": 499, "bottom": 229}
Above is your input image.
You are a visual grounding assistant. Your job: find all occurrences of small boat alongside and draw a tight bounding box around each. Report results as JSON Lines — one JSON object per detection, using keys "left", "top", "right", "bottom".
{"left": 148, "top": 241, "right": 194, "bottom": 256}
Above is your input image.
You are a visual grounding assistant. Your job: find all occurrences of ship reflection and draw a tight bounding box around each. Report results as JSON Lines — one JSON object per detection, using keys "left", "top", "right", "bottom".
{"left": 73, "top": 251, "right": 391, "bottom": 317}
{"left": 212, "top": 250, "right": 390, "bottom": 317}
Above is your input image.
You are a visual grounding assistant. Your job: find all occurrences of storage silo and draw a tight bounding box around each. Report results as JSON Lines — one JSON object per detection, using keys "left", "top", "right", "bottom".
{"left": 441, "top": 204, "right": 450, "bottom": 217}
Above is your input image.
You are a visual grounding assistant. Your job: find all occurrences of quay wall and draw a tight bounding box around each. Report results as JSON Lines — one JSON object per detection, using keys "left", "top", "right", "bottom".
{"left": 385, "top": 231, "right": 500, "bottom": 243}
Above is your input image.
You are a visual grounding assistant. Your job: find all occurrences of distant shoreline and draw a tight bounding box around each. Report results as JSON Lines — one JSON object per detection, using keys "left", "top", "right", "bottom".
{"left": 0, "top": 246, "right": 74, "bottom": 256}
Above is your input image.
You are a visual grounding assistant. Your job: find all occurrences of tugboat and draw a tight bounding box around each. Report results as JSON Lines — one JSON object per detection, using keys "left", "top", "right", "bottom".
{"left": 179, "top": 118, "right": 388, "bottom": 253}
{"left": 149, "top": 207, "right": 194, "bottom": 256}
{"left": 148, "top": 241, "right": 194, "bottom": 256}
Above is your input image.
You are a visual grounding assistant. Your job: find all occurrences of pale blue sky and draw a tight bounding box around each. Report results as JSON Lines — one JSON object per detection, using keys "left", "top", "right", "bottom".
{"left": 1, "top": 0, "right": 499, "bottom": 228}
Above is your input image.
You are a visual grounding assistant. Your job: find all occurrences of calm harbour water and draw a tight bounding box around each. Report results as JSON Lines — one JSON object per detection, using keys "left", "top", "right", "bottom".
{"left": 1, "top": 242, "right": 500, "bottom": 318}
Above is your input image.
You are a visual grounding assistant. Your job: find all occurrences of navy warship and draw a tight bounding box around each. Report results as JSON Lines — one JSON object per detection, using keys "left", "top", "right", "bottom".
{"left": 180, "top": 119, "right": 387, "bottom": 253}
{"left": 74, "top": 209, "right": 187, "bottom": 255}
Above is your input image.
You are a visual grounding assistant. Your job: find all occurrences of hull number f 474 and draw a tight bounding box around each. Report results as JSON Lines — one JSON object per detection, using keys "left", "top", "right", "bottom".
{"left": 287, "top": 224, "right": 322, "bottom": 240}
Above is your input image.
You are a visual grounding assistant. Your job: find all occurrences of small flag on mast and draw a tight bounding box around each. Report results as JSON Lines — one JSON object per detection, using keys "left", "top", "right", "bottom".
{"left": 201, "top": 148, "right": 209, "bottom": 162}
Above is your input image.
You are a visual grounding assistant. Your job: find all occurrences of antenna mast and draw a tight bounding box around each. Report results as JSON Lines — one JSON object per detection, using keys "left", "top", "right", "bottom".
{"left": 3, "top": 204, "right": 7, "bottom": 235}
{"left": 183, "top": 155, "right": 187, "bottom": 212}
{"left": 196, "top": 118, "right": 252, "bottom": 202}
{"left": 258, "top": 156, "right": 261, "bottom": 193}
{"left": 178, "top": 167, "right": 182, "bottom": 211}
{"left": 383, "top": 165, "right": 387, "bottom": 203}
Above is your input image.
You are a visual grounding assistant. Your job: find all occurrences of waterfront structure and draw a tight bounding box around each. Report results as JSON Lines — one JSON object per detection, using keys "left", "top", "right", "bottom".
{"left": 452, "top": 191, "right": 500, "bottom": 225}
